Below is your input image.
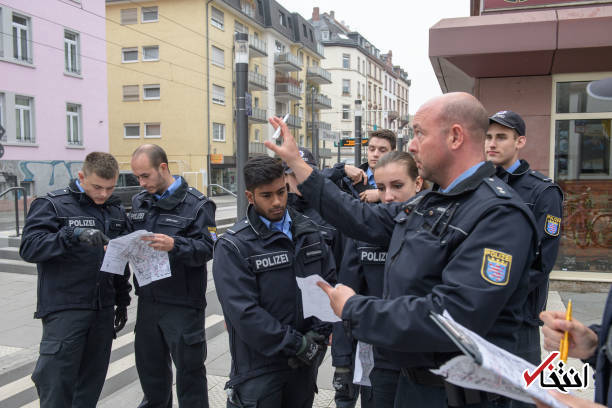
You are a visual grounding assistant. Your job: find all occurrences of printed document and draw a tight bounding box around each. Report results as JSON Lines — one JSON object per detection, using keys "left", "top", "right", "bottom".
{"left": 101, "top": 230, "right": 171, "bottom": 286}
{"left": 296, "top": 275, "right": 341, "bottom": 322}
{"left": 430, "top": 312, "right": 567, "bottom": 408}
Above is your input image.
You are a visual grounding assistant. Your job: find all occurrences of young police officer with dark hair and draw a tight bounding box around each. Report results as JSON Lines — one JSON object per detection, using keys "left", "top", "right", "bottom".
{"left": 129, "top": 144, "right": 216, "bottom": 408}
{"left": 213, "top": 155, "right": 336, "bottom": 408}
{"left": 20, "top": 152, "right": 132, "bottom": 408}
{"left": 267, "top": 92, "right": 539, "bottom": 408}
{"left": 486, "top": 110, "right": 564, "bottom": 369}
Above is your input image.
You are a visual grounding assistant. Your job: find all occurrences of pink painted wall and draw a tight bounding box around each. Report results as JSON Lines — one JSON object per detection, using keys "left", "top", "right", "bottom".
{"left": 477, "top": 75, "right": 553, "bottom": 176}
{"left": 1, "top": 0, "right": 108, "bottom": 161}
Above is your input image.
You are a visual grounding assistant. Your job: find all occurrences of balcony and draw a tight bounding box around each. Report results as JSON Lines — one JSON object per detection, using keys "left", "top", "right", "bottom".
{"left": 275, "top": 83, "right": 301, "bottom": 101}
{"left": 307, "top": 121, "right": 332, "bottom": 133}
{"left": 249, "top": 107, "right": 267, "bottom": 124}
{"left": 248, "top": 71, "right": 267, "bottom": 91}
{"left": 249, "top": 142, "right": 267, "bottom": 155}
{"left": 249, "top": 36, "right": 267, "bottom": 58}
{"left": 307, "top": 93, "right": 332, "bottom": 109}
{"left": 274, "top": 52, "right": 303, "bottom": 72}
{"left": 399, "top": 114, "right": 410, "bottom": 128}
{"left": 306, "top": 66, "right": 331, "bottom": 84}
{"left": 286, "top": 114, "right": 302, "bottom": 129}
{"left": 387, "top": 110, "right": 399, "bottom": 122}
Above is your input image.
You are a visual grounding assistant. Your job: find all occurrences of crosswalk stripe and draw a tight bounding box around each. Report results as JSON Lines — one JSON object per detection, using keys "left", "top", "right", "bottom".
{"left": 0, "top": 314, "right": 225, "bottom": 406}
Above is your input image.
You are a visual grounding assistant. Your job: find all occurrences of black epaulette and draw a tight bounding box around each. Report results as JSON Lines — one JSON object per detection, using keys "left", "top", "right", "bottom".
{"left": 187, "top": 187, "right": 206, "bottom": 200}
{"left": 528, "top": 170, "right": 552, "bottom": 183}
{"left": 225, "top": 219, "right": 249, "bottom": 235}
{"left": 47, "top": 188, "right": 70, "bottom": 197}
{"left": 483, "top": 177, "right": 512, "bottom": 199}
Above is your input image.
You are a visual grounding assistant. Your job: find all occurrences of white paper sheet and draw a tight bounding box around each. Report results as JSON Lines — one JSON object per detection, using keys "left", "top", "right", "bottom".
{"left": 430, "top": 312, "right": 568, "bottom": 408}
{"left": 295, "top": 275, "right": 341, "bottom": 322}
{"left": 101, "top": 230, "right": 171, "bottom": 286}
{"left": 353, "top": 341, "right": 374, "bottom": 386}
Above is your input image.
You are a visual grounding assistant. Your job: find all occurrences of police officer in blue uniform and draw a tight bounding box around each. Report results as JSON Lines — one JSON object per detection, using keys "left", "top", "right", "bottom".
{"left": 20, "top": 152, "right": 132, "bottom": 408}
{"left": 267, "top": 92, "right": 539, "bottom": 408}
{"left": 129, "top": 144, "right": 216, "bottom": 408}
{"left": 486, "top": 110, "right": 564, "bottom": 368}
{"left": 213, "top": 156, "right": 336, "bottom": 408}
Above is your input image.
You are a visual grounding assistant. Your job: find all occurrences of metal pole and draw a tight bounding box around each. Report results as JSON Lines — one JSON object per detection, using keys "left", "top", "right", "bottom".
{"left": 354, "top": 100, "right": 362, "bottom": 166}
{"left": 337, "top": 138, "right": 341, "bottom": 163}
{"left": 235, "top": 32, "right": 249, "bottom": 219}
{"left": 21, "top": 188, "right": 27, "bottom": 236}
{"left": 13, "top": 189, "right": 19, "bottom": 237}
{"left": 311, "top": 87, "right": 319, "bottom": 167}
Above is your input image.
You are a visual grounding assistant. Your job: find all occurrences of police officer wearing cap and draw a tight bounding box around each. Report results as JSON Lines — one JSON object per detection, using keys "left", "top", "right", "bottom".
{"left": 20, "top": 152, "right": 132, "bottom": 408}
{"left": 268, "top": 92, "right": 539, "bottom": 408}
{"left": 129, "top": 144, "right": 216, "bottom": 408}
{"left": 213, "top": 155, "right": 336, "bottom": 408}
{"left": 486, "top": 110, "right": 563, "bottom": 368}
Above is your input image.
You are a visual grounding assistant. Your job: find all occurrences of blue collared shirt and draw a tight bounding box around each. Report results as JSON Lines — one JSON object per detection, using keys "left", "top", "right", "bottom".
{"left": 259, "top": 210, "right": 293, "bottom": 240}
{"left": 366, "top": 167, "right": 377, "bottom": 187}
{"left": 75, "top": 179, "right": 85, "bottom": 193}
{"left": 154, "top": 176, "right": 181, "bottom": 200}
{"left": 440, "top": 162, "right": 485, "bottom": 193}
{"left": 506, "top": 159, "right": 521, "bottom": 174}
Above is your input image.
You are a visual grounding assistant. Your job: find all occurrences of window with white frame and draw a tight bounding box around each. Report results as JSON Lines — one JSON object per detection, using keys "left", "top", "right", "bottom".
{"left": 342, "top": 104, "right": 350, "bottom": 120}
{"left": 122, "top": 47, "right": 138, "bottom": 63}
{"left": 212, "top": 84, "right": 225, "bottom": 104}
{"left": 254, "top": 129, "right": 260, "bottom": 141}
{"left": 123, "top": 85, "right": 139, "bottom": 101}
{"left": 211, "top": 7, "right": 224, "bottom": 30}
{"left": 66, "top": 103, "right": 81, "bottom": 145}
{"left": 142, "top": 46, "right": 159, "bottom": 61}
{"left": 0, "top": 93, "right": 5, "bottom": 141}
{"left": 141, "top": 6, "right": 158, "bottom": 23}
{"left": 124, "top": 123, "right": 140, "bottom": 138}
{"left": 12, "top": 14, "right": 31, "bottom": 62}
{"left": 120, "top": 8, "right": 138, "bottom": 25}
{"left": 212, "top": 122, "right": 225, "bottom": 141}
{"left": 275, "top": 40, "right": 285, "bottom": 54}
{"left": 0, "top": 8, "right": 4, "bottom": 58}
{"left": 15, "top": 95, "right": 33, "bottom": 142}
{"left": 143, "top": 84, "right": 160, "bottom": 100}
{"left": 211, "top": 46, "right": 224, "bottom": 67}
{"left": 342, "top": 54, "right": 350, "bottom": 70}
{"left": 144, "top": 123, "right": 161, "bottom": 138}
{"left": 64, "top": 30, "right": 80, "bottom": 74}
{"left": 279, "top": 12, "right": 286, "bottom": 27}
{"left": 342, "top": 79, "right": 350, "bottom": 95}
{"left": 321, "top": 30, "right": 329, "bottom": 41}
{"left": 234, "top": 21, "right": 248, "bottom": 35}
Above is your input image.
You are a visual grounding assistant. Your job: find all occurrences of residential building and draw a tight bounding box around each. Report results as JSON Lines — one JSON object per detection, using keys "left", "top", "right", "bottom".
{"left": 0, "top": 0, "right": 108, "bottom": 196}
{"left": 428, "top": 0, "right": 612, "bottom": 274}
{"left": 106, "top": 0, "right": 327, "bottom": 193}
{"left": 310, "top": 8, "right": 411, "bottom": 163}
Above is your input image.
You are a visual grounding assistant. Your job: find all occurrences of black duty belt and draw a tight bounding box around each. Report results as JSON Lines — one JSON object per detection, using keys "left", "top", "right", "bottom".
{"left": 399, "top": 367, "right": 445, "bottom": 386}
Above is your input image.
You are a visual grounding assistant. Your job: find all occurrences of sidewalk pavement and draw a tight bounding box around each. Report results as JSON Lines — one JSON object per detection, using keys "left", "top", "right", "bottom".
{"left": 0, "top": 263, "right": 606, "bottom": 407}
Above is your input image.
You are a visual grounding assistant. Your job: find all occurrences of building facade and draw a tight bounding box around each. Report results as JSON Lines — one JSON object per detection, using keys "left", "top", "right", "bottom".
{"left": 429, "top": 0, "right": 612, "bottom": 274}
{"left": 310, "top": 8, "right": 411, "bottom": 164}
{"left": 106, "top": 0, "right": 328, "bottom": 194}
{"left": 0, "top": 0, "right": 108, "bottom": 196}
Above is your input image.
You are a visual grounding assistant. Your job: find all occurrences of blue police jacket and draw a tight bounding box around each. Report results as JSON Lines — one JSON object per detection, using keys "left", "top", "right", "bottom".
{"left": 298, "top": 161, "right": 538, "bottom": 369}
{"left": 129, "top": 177, "right": 216, "bottom": 309}
{"left": 212, "top": 205, "right": 336, "bottom": 387}
{"left": 20, "top": 179, "right": 132, "bottom": 318}
{"left": 497, "top": 159, "right": 563, "bottom": 325}
{"left": 331, "top": 237, "right": 396, "bottom": 370}
{"left": 589, "top": 289, "right": 612, "bottom": 406}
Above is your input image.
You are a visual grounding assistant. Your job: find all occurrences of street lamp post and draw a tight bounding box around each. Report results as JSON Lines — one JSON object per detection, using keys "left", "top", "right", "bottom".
{"left": 354, "top": 99, "right": 362, "bottom": 166}
{"left": 311, "top": 87, "right": 319, "bottom": 167}
{"left": 234, "top": 32, "right": 249, "bottom": 219}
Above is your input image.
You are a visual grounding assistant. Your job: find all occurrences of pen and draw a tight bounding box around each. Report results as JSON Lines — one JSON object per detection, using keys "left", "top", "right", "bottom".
{"left": 559, "top": 299, "right": 572, "bottom": 362}
{"left": 272, "top": 113, "right": 290, "bottom": 139}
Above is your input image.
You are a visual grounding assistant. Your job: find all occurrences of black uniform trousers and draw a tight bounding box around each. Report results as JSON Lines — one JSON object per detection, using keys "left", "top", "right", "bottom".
{"left": 227, "top": 352, "right": 325, "bottom": 408}
{"left": 135, "top": 299, "right": 208, "bottom": 408}
{"left": 335, "top": 368, "right": 397, "bottom": 408}
{"left": 31, "top": 307, "right": 115, "bottom": 408}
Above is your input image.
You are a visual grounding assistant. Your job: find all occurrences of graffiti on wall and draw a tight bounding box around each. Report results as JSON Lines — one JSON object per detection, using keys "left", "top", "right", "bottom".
{"left": 0, "top": 160, "right": 83, "bottom": 197}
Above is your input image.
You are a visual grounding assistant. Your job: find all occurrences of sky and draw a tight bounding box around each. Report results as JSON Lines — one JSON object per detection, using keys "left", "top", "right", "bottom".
{"left": 279, "top": 0, "right": 470, "bottom": 114}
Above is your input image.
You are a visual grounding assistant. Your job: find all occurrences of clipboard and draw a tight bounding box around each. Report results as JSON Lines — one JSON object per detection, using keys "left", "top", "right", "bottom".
{"left": 430, "top": 312, "right": 483, "bottom": 365}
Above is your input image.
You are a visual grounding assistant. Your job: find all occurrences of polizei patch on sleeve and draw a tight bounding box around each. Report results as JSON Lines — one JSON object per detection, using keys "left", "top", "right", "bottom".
{"left": 480, "top": 248, "right": 512, "bottom": 286}
{"left": 250, "top": 251, "right": 292, "bottom": 272}
{"left": 545, "top": 214, "right": 561, "bottom": 237}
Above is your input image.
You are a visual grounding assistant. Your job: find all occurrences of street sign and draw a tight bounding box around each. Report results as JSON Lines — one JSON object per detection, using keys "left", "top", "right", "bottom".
{"left": 339, "top": 138, "right": 368, "bottom": 147}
